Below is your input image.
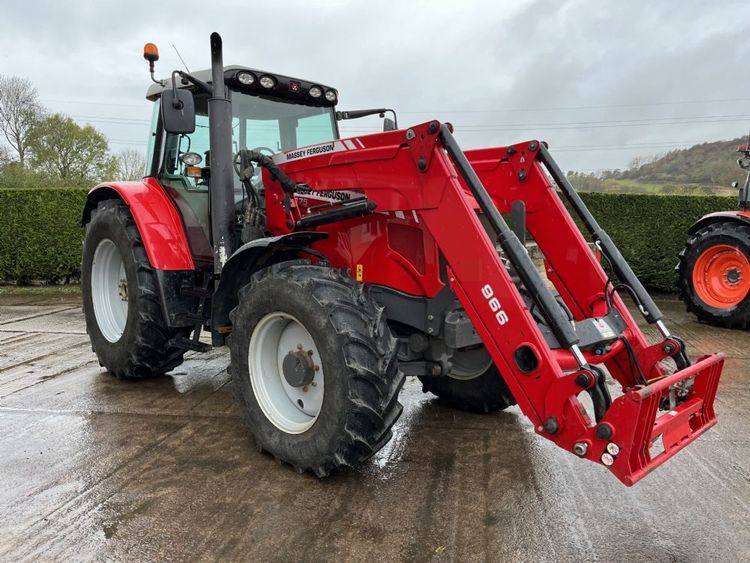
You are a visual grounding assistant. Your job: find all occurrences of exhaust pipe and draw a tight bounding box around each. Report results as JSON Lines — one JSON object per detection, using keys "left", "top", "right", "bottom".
{"left": 208, "top": 32, "right": 235, "bottom": 273}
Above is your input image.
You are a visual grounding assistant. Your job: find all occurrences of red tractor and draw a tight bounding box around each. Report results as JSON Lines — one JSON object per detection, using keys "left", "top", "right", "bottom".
{"left": 678, "top": 143, "right": 750, "bottom": 327}
{"left": 81, "top": 34, "right": 723, "bottom": 485}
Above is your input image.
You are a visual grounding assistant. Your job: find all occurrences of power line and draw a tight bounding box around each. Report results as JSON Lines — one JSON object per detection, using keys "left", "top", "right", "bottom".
{"left": 554, "top": 144, "right": 697, "bottom": 153}
{"left": 70, "top": 115, "right": 151, "bottom": 125}
{"left": 42, "top": 98, "right": 147, "bottom": 108}
{"left": 453, "top": 118, "right": 750, "bottom": 133}
{"left": 44, "top": 95, "right": 750, "bottom": 113}
{"left": 101, "top": 139, "right": 723, "bottom": 155}
{"left": 68, "top": 113, "right": 750, "bottom": 132}
{"left": 452, "top": 114, "right": 750, "bottom": 130}
{"left": 398, "top": 97, "right": 750, "bottom": 114}
{"left": 455, "top": 113, "right": 750, "bottom": 128}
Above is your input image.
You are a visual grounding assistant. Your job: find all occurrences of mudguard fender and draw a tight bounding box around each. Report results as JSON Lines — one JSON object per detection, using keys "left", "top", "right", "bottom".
{"left": 688, "top": 210, "right": 750, "bottom": 235}
{"left": 82, "top": 178, "right": 194, "bottom": 270}
{"left": 211, "top": 232, "right": 328, "bottom": 342}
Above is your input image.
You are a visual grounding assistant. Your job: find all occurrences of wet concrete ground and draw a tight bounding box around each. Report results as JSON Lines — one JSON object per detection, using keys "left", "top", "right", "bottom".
{"left": 0, "top": 294, "right": 747, "bottom": 562}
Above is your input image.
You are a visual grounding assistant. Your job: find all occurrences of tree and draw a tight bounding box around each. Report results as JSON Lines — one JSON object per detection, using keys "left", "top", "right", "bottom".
{"left": 0, "top": 144, "right": 9, "bottom": 167}
{"left": 28, "top": 114, "right": 118, "bottom": 184}
{"left": 0, "top": 75, "right": 44, "bottom": 166}
{"left": 116, "top": 148, "right": 146, "bottom": 181}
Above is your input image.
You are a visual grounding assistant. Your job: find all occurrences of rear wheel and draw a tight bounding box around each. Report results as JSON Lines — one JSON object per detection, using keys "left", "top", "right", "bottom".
{"left": 419, "top": 346, "right": 516, "bottom": 413}
{"left": 229, "top": 262, "right": 405, "bottom": 476}
{"left": 678, "top": 221, "right": 750, "bottom": 328}
{"left": 82, "top": 200, "right": 189, "bottom": 378}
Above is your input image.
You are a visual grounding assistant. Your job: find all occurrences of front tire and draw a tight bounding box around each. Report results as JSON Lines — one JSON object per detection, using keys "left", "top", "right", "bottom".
{"left": 229, "top": 262, "right": 405, "bottom": 477}
{"left": 419, "top": 346, "right": 516, "bottom": 413}
{"left": 678, "top": 221, "right": 750, "bottom": 329}
{"left": 82, "top": 200, "right": 189, "bottom": 378}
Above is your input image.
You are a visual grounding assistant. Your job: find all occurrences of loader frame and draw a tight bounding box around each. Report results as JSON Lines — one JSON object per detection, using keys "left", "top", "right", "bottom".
{"left": 258, "top": 120, "right": 723, "bottom": 486}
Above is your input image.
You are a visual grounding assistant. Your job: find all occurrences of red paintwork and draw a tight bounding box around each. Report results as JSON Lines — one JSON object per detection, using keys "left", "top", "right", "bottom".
{"left": 87, "top": 178, "right": 194, "bottom": 270}
{"left": 261, "top": 121, "right": 723, "bottom": 486}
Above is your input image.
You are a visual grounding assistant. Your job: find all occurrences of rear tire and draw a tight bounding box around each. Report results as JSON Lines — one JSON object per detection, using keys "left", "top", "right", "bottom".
{"left": 82, "top": 200, "right": 189, "bottom": 378}
{"left": 419, "top": 347, "right": 516, "bottom": 413}
{"left": 678, "top": 221, "right": 750, "bottom": 329}
{"left": 229, "top": 262, "right": 405, "bottom": 477}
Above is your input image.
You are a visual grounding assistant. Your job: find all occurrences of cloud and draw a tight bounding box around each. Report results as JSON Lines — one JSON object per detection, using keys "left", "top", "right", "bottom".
{"left": 0, "top": 0, "right": 748, "bottom": 172}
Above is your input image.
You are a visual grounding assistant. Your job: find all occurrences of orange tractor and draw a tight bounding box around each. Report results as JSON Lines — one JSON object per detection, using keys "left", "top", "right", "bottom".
{"left": 678, "top": 143, "right": 750, "bottom": 327}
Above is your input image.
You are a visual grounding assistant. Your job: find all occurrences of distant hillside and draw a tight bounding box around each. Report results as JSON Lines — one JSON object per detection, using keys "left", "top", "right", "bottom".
{"left": 568, "top": 136, "right": 749, "bottom": 195}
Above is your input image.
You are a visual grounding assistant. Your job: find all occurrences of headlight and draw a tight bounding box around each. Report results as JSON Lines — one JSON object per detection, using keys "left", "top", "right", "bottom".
{"left": 309, "top": 86, "right": 323, "bottom": 98}
{"left": 180, "top": 152, "right": 202, "bottom": 166}
{"left": 324, "top": 89, "right": 337, "bottom": 102}
{"left": 259, "top": 75, "right": 276, "bottom": 89}
{"left": 237, "top": 71, "right": 255, "bottom": 85}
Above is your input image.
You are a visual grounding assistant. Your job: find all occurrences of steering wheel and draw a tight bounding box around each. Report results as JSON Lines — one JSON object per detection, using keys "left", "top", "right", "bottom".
{"left": 233, "top": 147, "right": 278, "bottom": 190}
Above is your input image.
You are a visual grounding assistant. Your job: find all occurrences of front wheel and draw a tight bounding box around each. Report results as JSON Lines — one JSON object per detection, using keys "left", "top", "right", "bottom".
{"left": 229, "top": 262, "right": 405, "bottom": 477}
{"left": 419, "top": 346, "right": 516, "bottom": 413}
{"left": 678, "top": 221, "right": 750, "bottom": 329}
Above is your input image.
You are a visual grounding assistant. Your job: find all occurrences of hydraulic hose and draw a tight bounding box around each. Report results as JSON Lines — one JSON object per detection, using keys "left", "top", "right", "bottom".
{"left": 238, "top": 150, "right": 298, "bottom": 194}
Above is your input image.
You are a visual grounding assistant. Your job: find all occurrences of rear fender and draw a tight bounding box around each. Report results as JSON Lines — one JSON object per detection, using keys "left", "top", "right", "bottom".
{"left": 211, "top": 232, "right": 328, "bottom": 344}
{"left": 82, "top": 178, "right": 195, "bottom": 270}
{"left": 688, "top": 211, "right": 750, "bottom": 235}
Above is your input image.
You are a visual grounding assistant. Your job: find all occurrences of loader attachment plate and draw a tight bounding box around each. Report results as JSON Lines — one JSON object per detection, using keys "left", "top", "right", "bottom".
{"left": 602, "top": 353, "right": 723, "bottom": 486}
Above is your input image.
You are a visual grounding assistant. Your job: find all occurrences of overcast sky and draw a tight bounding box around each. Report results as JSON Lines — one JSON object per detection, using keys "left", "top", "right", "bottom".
{"left": 1, "top": 0, "right": 749, "bottom": 172}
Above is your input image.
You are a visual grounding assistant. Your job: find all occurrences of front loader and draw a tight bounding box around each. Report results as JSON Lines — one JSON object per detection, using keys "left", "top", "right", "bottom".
{"left": 81, "top": 33, "right": 724, "bottom": 485}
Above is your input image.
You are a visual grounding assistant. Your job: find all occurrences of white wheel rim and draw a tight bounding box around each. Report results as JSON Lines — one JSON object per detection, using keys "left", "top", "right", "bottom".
{"left": 449, "top": 347, "right": 493, "bottom": 380}
{"left": 91, "top": 239, "right": 128, "bottom": 343}
{"left": 248, "top": 312, "right": 325, "bottom": 434}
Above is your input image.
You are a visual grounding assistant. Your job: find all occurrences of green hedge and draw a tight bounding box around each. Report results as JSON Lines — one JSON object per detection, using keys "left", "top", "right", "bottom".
{"left": 0, "top": 188, "right": 88, "bottom": 284}
{"left": 578, "top": 193, "right": 736, "bottom": 291}
{"left": 0, "top": 188, "right": 738, "bottom": 291}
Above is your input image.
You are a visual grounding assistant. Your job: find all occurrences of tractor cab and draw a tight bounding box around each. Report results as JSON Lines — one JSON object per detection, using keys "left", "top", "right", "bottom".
{"left": 144, "top": 64, "right": 340, "bottom": 264}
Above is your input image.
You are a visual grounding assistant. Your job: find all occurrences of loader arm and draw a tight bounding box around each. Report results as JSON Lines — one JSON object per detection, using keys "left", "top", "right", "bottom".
{"left": 417, "top": 124, "right": 723, "bottom": 486}
{"left": 270, "top": 120, "right": 723, "bottom": 486}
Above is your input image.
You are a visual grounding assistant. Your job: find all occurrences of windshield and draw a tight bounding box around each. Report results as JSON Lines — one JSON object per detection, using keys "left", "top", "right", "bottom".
{"left": 230, "top": 90, "right": 338, "bottom": 153}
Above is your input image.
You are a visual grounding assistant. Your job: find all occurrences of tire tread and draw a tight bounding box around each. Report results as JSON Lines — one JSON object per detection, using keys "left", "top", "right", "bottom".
{"left": 229, "top": 262, "right": 405, "bottom": 477}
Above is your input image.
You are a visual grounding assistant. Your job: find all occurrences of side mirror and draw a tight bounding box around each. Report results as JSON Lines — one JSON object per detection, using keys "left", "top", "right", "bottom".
{"left": 161, "top": 89, "right": 195, "bottom": 134}
{"left": 383, "top": 117, "right": 397, "bottom": 131}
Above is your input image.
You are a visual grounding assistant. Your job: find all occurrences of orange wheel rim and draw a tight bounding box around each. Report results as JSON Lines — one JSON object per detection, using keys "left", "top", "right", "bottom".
{"left": 693, "top": 244, "right": 750, "bottom": 308}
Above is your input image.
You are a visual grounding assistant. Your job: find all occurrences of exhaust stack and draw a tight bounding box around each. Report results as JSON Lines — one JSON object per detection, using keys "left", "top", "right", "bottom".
{"left": 208, "top": 32, "right": 235, "bottom": 273}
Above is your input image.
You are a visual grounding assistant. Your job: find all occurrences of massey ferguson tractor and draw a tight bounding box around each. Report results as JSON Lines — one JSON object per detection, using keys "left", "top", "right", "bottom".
{"left": 81, "top": 33, "right": 724, "bottom": 485}
{"left": 678, "top": 142, "right": 750, "bottom": 328}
